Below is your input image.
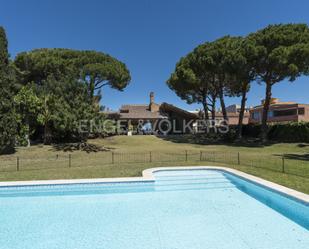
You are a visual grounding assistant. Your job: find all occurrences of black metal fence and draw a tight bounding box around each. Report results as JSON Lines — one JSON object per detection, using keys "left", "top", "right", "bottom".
{"left": 0, "top": 151, "right": 308, "bottom": 178}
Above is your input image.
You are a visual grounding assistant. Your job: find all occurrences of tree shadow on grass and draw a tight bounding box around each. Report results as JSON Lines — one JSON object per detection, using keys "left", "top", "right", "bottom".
{"left": 52, "top": 142, "right": 114, "bottom": 153}
{"left": 157, "top": 134, "right": 272, "bottom": 148}
{"left": 272, "top": 143, "right": 309, "bottom": 161}
{"left": 297, "top": 143, "right": 309, "bottom": 148}
{"left": 0, "top": 147, "right": 16, "bottom": 155}
{"left": 281, "top": 153, "right": 309, "bottom": 161}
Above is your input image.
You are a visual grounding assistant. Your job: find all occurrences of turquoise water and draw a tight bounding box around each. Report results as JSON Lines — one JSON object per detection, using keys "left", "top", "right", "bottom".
{"left": 0, "top": 170, "right": 308, "bottom": 249}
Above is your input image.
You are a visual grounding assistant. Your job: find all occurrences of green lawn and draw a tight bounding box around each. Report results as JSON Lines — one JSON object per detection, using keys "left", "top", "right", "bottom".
{"left": 0, "top": 135, "right": 308, "bottom": 193}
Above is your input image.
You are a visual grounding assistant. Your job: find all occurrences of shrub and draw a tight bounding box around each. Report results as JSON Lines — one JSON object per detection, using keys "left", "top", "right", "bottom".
{"left": 241, "top": 122, "right": 309, "bottom": 142}
{"left": 241, "top": 124, "right": 261, "bottom": 138}
{"left": 268, "top": 122, "right": 309, "bottom": 142}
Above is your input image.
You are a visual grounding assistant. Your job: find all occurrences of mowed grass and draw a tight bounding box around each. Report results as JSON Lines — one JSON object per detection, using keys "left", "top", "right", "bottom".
{"left": 0, "top": 135, "right": 308, "bottom": 193}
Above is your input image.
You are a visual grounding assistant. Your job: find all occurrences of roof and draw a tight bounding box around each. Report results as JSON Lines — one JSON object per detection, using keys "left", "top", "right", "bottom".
{"left": 251, "top": 102, "right": 299, "bottom": 110}
{"left": 102, "top": 111, "right": 120, "bottom": 119}
{"left": 160, "top": 103, "right": 198, "bottom": 119}
{"left": 104, "top": 102, "right": 198, "bottom": 120}
{"left": 215, "top": 112, "right": 250, "bottom": 118}
{"left": 119, "top": 104, "right": 168, "bottom": 119}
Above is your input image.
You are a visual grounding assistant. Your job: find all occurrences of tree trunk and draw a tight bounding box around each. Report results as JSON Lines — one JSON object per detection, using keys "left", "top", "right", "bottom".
{"left": 219, "top": 88, "right": 227, "bottom": 121}
{"left": 202, "top": 93, "right": 209, "bottom": 121}
{"left": 237, "top": 82, "right": 249, "bottom": 139}
{"left": 43, "top": 122, "right": 52, "bottom": 145}
{"left": 211, "top": 95, "right": 216, "bottom": 120}
{"left": 26, "top": 125, "right": 30, "bottom": 147}
{"left": 261, "top": 82, "right": 272, "bottom": 142}
{"left": 25, "top": 116, "right": 30, "bottom": 147}
{"left": 89, "top": 77, "right": 95, "bottom": 100}
{"left": 203, "top": 103, "right": 209, "bottom": 120}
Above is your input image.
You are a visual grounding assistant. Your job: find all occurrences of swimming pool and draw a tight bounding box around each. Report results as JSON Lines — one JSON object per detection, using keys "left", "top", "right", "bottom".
{"left": 0, "top": 168, "right": 308, "bottom": 249}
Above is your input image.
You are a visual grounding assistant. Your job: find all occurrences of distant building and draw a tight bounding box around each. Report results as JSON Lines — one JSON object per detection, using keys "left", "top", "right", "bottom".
{"left": 215, "top": 111, "right": 249, "bottom": 125}
{"left": 226, "top": 104, "right": 250, "bottom": 114}
{"left": 249, "top": 98, "right": 309, "bottom": 124}
{"left": 192, "top": 104, "right": 249, "bottom": 126}
{"left": 221, "top": 104, "right": 250, "bottom": 125}
{"left": 103, "top": 92, "right": 197, "bottom": 134}
{"left": 105, "top": 94, "right": 309, "bottom": 135}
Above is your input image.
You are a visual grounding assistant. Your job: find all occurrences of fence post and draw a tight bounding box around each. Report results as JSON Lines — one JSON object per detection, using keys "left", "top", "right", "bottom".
{"left": 237, "top": 152, "right": 240, "bottom": 165}
{"left": 68, "top": 154, "right": 71, "bottom": 168}
{"left": 112, "top": 152, "right": 114, "bottom": 164}
{"left": 16, "top": 156, "right": 20, "bottom": 171}
{"left": 149, "top": 151, "right": 152, "bottom": 163}
{"left": 282, "top": 156, "right": 285, "bottom": 173}
{"left": 185, "top": 150, "right": 188, "bottom": 162}
{"left": 200, "top": 151, "right": 202, "bottom": 161}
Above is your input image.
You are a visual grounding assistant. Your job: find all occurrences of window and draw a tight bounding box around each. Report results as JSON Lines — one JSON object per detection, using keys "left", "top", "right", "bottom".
{"left": 251, "top": 111, "right": 260, "bottom": 120}
{"left": 273, "top": 109, "right": 297, "bottom": 117}
{"left": 120, "top": 109, "right": 129, "bottom": 113}
{"left": 268, "top": 111, "right": 274, "bottom": 118}
{"left": 298, "top": 108, "right": 305, "bottom": 115}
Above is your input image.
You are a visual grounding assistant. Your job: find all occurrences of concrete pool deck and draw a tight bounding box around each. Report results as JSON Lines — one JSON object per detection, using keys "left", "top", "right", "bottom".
{"left": 0, "top": 166, "right": 308, "bottom": 204}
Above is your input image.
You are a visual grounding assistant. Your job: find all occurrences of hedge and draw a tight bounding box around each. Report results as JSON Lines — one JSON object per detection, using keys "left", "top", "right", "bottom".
{"left": 241, "top": 122, "right": 309, "bottom": 142}
{"left": 267, "top": 122, "right": 309, "bottom": 142}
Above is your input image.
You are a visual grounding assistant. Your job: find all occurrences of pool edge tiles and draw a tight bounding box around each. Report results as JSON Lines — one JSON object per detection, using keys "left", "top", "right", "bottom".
{"left": 0, "top": 177, "right": 156, "bottom": 197}
{"left": 0, "top": 166, "right": 308, "bottom": 203}
{"left": 143, "top": 166, "right": 309, "bottom": 204}
{"left": 0, "top": 176, "right": 155, "bottom": 187}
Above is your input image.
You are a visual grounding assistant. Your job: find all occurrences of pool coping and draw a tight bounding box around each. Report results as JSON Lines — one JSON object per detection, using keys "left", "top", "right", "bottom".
{"left": 143, "top": 166, "right": 309, "bottom": 204}
{"left": 0, "top": 166, "right": 308, "bottom": 203}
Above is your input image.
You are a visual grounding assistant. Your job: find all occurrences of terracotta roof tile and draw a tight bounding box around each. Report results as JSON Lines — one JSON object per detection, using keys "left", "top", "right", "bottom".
{"left": 119, "top": 104, "right": 168, "bottom": 119}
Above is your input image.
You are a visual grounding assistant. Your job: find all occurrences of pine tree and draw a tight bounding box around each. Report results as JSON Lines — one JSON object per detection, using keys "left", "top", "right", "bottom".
{"left": 0, "top": 27, "right": 17, "bottom": 153}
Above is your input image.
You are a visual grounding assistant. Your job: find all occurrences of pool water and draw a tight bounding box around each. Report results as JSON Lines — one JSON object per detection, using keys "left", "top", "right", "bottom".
{"left": 0, "top": 170, "right": 308, "bottom": 249}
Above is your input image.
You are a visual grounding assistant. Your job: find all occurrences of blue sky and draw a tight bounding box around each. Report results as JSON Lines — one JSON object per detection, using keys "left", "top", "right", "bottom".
{"left": 1, "top": 0, "right": 309, "bottom": 111}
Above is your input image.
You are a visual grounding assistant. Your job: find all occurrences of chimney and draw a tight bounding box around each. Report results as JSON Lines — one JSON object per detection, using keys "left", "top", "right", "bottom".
{"left": 150, "top": 92, "right": 154, "bottom": 104}
{"left": 149, "top": 92, "right": 159, "bottom": 112}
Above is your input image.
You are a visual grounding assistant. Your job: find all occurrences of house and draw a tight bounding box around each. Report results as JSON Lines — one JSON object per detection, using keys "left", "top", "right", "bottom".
{"left": 217, "top": 104, "right": 250, "bottom": 125}
{"left": 226, "top": 104, "right": 251, "bottom": 114}
{"left": 192, "top": 104, "right": 250, "bottom": 126}
{"left": 215, "top": 111, "right": 249, "bottom": 125}
{"left": 104, "top": 92, "right": 198, "bottom": 134}
{"left": 249, "top": 98, "right": 309, "bottom": 124}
